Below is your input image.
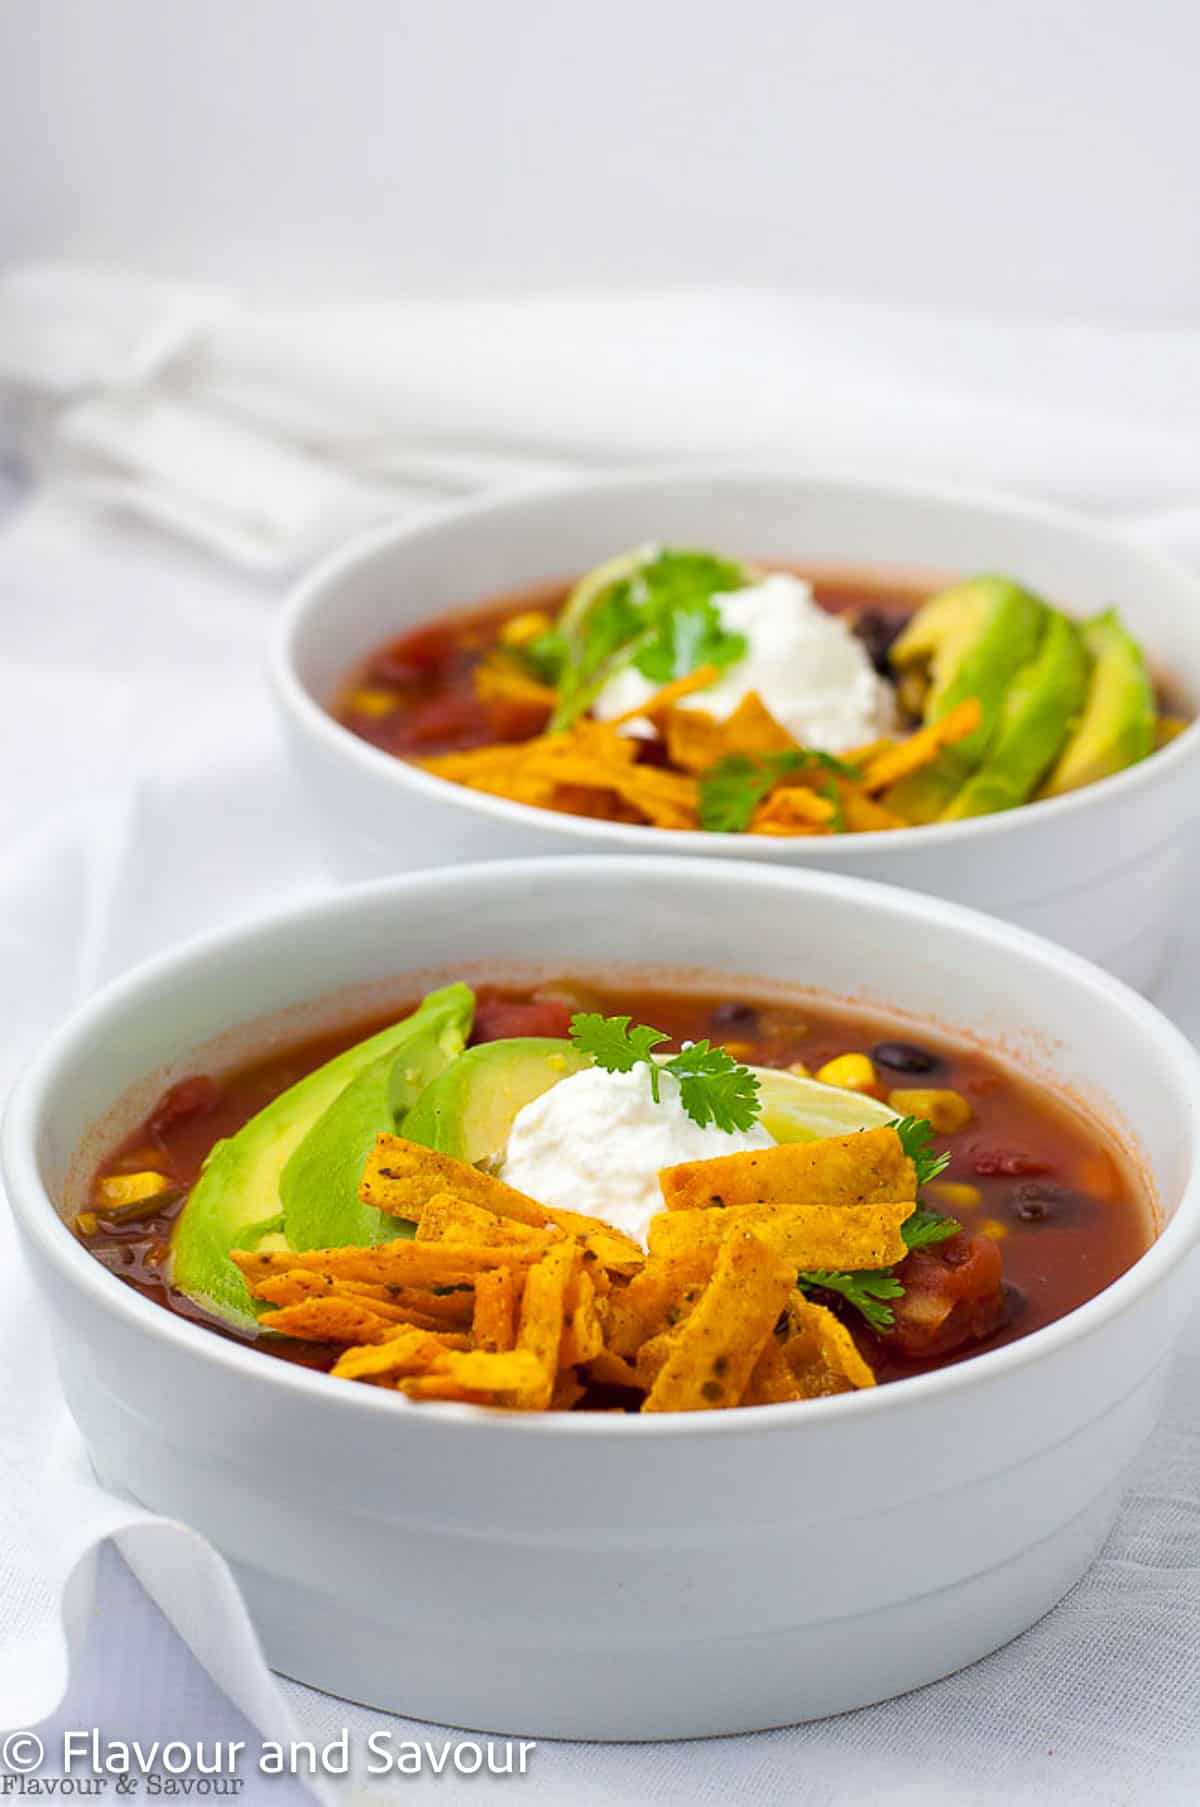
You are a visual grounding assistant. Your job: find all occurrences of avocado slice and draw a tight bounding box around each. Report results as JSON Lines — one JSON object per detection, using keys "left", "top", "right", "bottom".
{"left": 170, "top": 982, "right": 475, "bottom": 1330}
{"left": 402, "top": 1037, "right": 590, "bottom": 1164}
{"left": 280, "top": 983, "right": 474, "bottom": 1253}
{"left": 1039, "top": 609, "right": 1156, "bottom": 797}
{"left": 940, "top": 610, "right": 1089, "bottom": 819}
{"left": 884, "top": 576, "right": 1047, "bottom": 822}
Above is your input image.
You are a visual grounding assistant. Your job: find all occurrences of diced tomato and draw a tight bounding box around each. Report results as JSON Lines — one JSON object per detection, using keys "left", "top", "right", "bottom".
{"left": 369, "top": 623, "right": 460, "bottom": 684}
{"left": 471, "top": 996, "right": 575, "bottom": 1043}
{"left": 971, "top": 1148, "right": 1055, "bottom": 1178}
{"left": 148, "top": 1075, "right": 220, "bottom": 1143}
{"left": 884, "top": 1232, "right": 1007, "bottom": 1359}
{"left": 386, "top": 690, "right": 491, "bottom": 751}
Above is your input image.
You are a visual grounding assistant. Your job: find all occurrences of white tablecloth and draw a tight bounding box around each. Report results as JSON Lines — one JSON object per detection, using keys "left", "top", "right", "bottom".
{"left": 2, "top": 466, "right": 1200, "bottom": 1803}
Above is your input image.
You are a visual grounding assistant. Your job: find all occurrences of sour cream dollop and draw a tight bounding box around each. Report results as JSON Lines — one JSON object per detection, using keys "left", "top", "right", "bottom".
{"left": 592, "top": 572, "right": 895, "bottom": 753}
{"left": 498, "top": 1065, "right": 773, "bottom": 1248}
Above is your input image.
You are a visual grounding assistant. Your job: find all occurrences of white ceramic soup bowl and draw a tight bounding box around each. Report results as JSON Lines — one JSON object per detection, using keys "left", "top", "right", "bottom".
{"left": 272, "top": 469, "right": 1200, "bottom": 992}
{"left": 5, "top": 858, "right": 1200, "bottom": 1739}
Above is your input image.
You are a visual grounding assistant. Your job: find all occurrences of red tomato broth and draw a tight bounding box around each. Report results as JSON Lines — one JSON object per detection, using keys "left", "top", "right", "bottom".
{"left": 79, "top": 980, "right": 1153, "bottom": 1394}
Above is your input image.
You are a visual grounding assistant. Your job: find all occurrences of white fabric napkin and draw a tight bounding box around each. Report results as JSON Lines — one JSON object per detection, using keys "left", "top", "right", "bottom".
{"left": 2, "top": 272, "right": 1200, "bottom": 1802}
{"left": 5, "top": 262, "right": 1200, "bottom": 573}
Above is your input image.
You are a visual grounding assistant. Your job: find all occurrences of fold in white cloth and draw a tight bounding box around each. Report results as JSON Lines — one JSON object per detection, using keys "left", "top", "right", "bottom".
{"left": 4, "top": 262, "right": 1200, "bottom": 571}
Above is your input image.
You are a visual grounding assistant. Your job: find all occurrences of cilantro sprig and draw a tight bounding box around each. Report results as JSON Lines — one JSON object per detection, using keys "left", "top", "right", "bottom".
{"left": 797, "top": 1268, "right": 906, "bottom": 1334}
{"left": 568, "top": 1012, "right": 762, "bottom": 1134}
{"left": 698, "top": 749, "right": 862, "bottom": 834}
{"left": 550, "top": 550, "right": 748, "bottom": 730}
{"left": 891, "top": 1115, "right": 952, "bottom": 1189}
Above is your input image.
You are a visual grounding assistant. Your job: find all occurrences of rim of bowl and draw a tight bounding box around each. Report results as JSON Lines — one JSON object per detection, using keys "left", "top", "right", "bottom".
{"left": 6, "top": 855, "right": 1200, "bottom": 1442}
{"left": 270, "top": 464, "right": 1200, "bottom": 860}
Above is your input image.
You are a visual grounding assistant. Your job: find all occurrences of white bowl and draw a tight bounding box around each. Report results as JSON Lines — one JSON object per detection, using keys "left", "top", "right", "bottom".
{"left": 272, "top": 469, "right": 1200, "bottom": 991}
{"left": 6, "top": 858, "right": 1200, "bottom": 1738}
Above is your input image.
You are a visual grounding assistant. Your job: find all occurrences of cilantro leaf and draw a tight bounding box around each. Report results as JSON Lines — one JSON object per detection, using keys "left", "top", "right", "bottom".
{"left": 798, "top": 1268, "right": 906, "bottom": 1333}
{"left": 890, "top": 1115, "right": 952, "bottom": 1189}
{"left": 901, "top": 1209, "right": 961, "bottom": 1249}
{"left": 661, "top": 1040, "right": 761, "bottom": 1133}
{"left": 569, "top": 1013, "right": 669, "bottom": 1079}
{"left": 698, "top": 749, "right": 862, "bottom": 834}
{"left": 568, "top": 1012, "right": 762, "bottom": 1132}
{"left": 516, "top": 630, "right": 569, "bottom": 686}
{"left": 551, "top": 549, "right": 747, "bottom": 729}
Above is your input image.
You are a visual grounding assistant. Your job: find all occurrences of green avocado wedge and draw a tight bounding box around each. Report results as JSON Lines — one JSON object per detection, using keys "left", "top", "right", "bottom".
{"left": 884, "top": 576, "right": 1047, "bottom": 823}
{"left": 169, "top": 983, "right": 474, "bottom": 1330}
{"left": 280, "top": 982, "right": 475, "bottom": 1253}
{"left": 402, "top": 1037, "right": 590, "bottom": 1165}
{"left": 1039, "top": 609, "right": 1156, "bottom": 798}
{"left": 940, "top": 610, "right": 1089, "bottom": 819}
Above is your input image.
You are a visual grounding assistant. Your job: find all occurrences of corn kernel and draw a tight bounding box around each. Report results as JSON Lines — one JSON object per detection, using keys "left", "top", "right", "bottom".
{"left": 978, "top": 1217, "right": 1009, "bottom": 1241}
{"left": 75, "top": 1211, "right": 98, "bottom": 1237}
{"left": 346, "top": 687, "right": 398, "bottom": 719}
{"left": 500, "top": 610, "right": 554, "bottom": 648}
{"left": 928, "top": 1179, "right": 982, "bottom": 1211}
{"left": 816, "top": 1053, "right": 877, "bottom": 1092}
{"left": 887, "top": 1087, "right": 973, "bottom": 1135}
{"left": 787, "top": 1059, "right": 810, "bottom": 1078}
{"left": 97, "top": 1171, "right": 171, "bottom": 1207}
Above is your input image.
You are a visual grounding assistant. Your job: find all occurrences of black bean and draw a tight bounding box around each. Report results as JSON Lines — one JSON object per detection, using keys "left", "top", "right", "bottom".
{"left": 1007, "top": 1181, "right": 1100, "bottom": 1228}
{"left": 853, "top": 610, "right": 906, "bottom": 676}
{"left": 1001, "top": 1282, "right": 1029, "bottom": 1327}
{"left": 711, "top": 1000, "right": 762, "bottom": 1035}
{"left": 871, "top": 1039, "right": 942, "bottom": 1075}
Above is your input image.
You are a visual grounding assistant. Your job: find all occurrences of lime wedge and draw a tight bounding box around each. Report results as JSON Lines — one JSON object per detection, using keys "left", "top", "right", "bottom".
{"left": 753, "top": 1066, "right": 895, "bottom": 1143}
{"left": 557, "top": 546, "right": 656, "bottom": 639}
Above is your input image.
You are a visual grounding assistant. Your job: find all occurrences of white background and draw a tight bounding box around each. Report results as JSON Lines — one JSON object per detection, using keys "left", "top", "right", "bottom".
{"left": 4, "top": 0, "right": 1199, "bottom": 319}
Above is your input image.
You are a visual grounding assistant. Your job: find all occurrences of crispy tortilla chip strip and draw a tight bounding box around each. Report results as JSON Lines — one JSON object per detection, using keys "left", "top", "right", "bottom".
{"left": 472, "top": 1266, "right": 516, "bottom": 1352}
{"left": 550, "top": 1369, "right": 587, "bottom": 1410}
{"left": 784, "top": 1293, "right": 876, "bottom": 1396}
{"left": 258, "top": 1297, "right": 402, "bottom": 1346}
{"left": 559, "top": 1268, "right": 605, "bottom": 1367}
{"left": 749, "top": 787, "right": 836, "bottom": 834}
{"left": 665, "top": 691, "right": 796, "bottom": 773}
{"left": 741, "top": 1338, "right": 807, "bottom": 1406}
{"left": 234, "top": 1240, "right": 539, "bottom": 1289}
{"left": 649, "top": 1198, "right": 911, "bottom": 1271}
{"left": 840, "top": 789, "right": 906, "bottom": 833}
{"left": 586, "top": 1349, "right": 644, "bottom": 1391}
{"left": 426, "top": 1348, "right": 545, "bottom": 1398}
{"left": 513, "top": 1239, "right": 577, "bottom": 1409}
{"left": 659, "top": 1125, "right": 916, "bottom": 1212}
{"left": 360, "top": 1135, "right": 550, "bottom": 1227}
{"left": 250, "top": 1270, "right": 334, "bottom": 1308}
{"left": 634, "top": 1330, "right": 678, "bottom": 1392}
{"left": 336, "top": 1280, "right": 474, "bottom": 1325}
{"left": 862, "top": 697, "right": 983, "bottom": 794}
{"left": 333, "top": 1328, "right": 471, "bottom": 1383}
{"left": 243, "top": 1268, "right": 471, "bottom": 1330}
{"left": 602, "top": 1250, "right": 716, "bottom": 1357}
{"left": 417, "top": 1193, "right": 559, "bottom": 1251}
{"left": 642, "top": 1231, "right": 795, "bottom": 1413}
{"left": 549, "top": 1211, "right": 644, "bottom": 1276}
{"left": 607, "top": 664, "right": 720, "bottom": 727}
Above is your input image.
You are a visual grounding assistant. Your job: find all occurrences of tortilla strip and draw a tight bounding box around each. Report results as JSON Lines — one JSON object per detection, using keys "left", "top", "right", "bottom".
{"left": 472, "top": 1266, "right": 516, "bottom": 1352}
{"left": 233, "top": 1240, "right": 539, "bottom": 1289}
{"left": 841, "top": 788, "right": 907, "bottom": 833}
{"left": 784, "top": 1293, "right": 876, "bottom": 1396}
{"left": 749, "top": 787, "right": 836, "bottom": 834}
{"left": 360, "top": 1135, "right": 550, "bottom": 1227}
{"left": 257, "top": 1297, "right": 407, "bottom": 1346}
{"left": 585, "top": 1349, "right": 644, "bottom": 1391}
{"left": 658, "top": 1125, "right": 915, "bottom": 1212}
{"left": 862, "top": 697, "right": 983, "bottom": 794}
{"left": 741, "top": 1337, "right": 807, "bottom": 1406}
{"left": 648, "top": 1199, "right": 912, "bottom": 1271}
{"left": 559, "top": 1268, "right": 605, "bottom": 1366}
{"left": 642, "top": 1230, "right": 795, "bottom": 1413}
{"left": 417, "top": 1193, "right": 558, "bottom": 1251}
{"left": 513, "top": 1239, "right": 577, "bottom": 1409}
{"left": 332, "top": 1327, "right": 469, "bottom": 1382}
{"left": 602, "top": 1250, "right": 716, "bottom": 1357}
{"left": 666, "top": 691, "right": 796, "bottom": 773}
